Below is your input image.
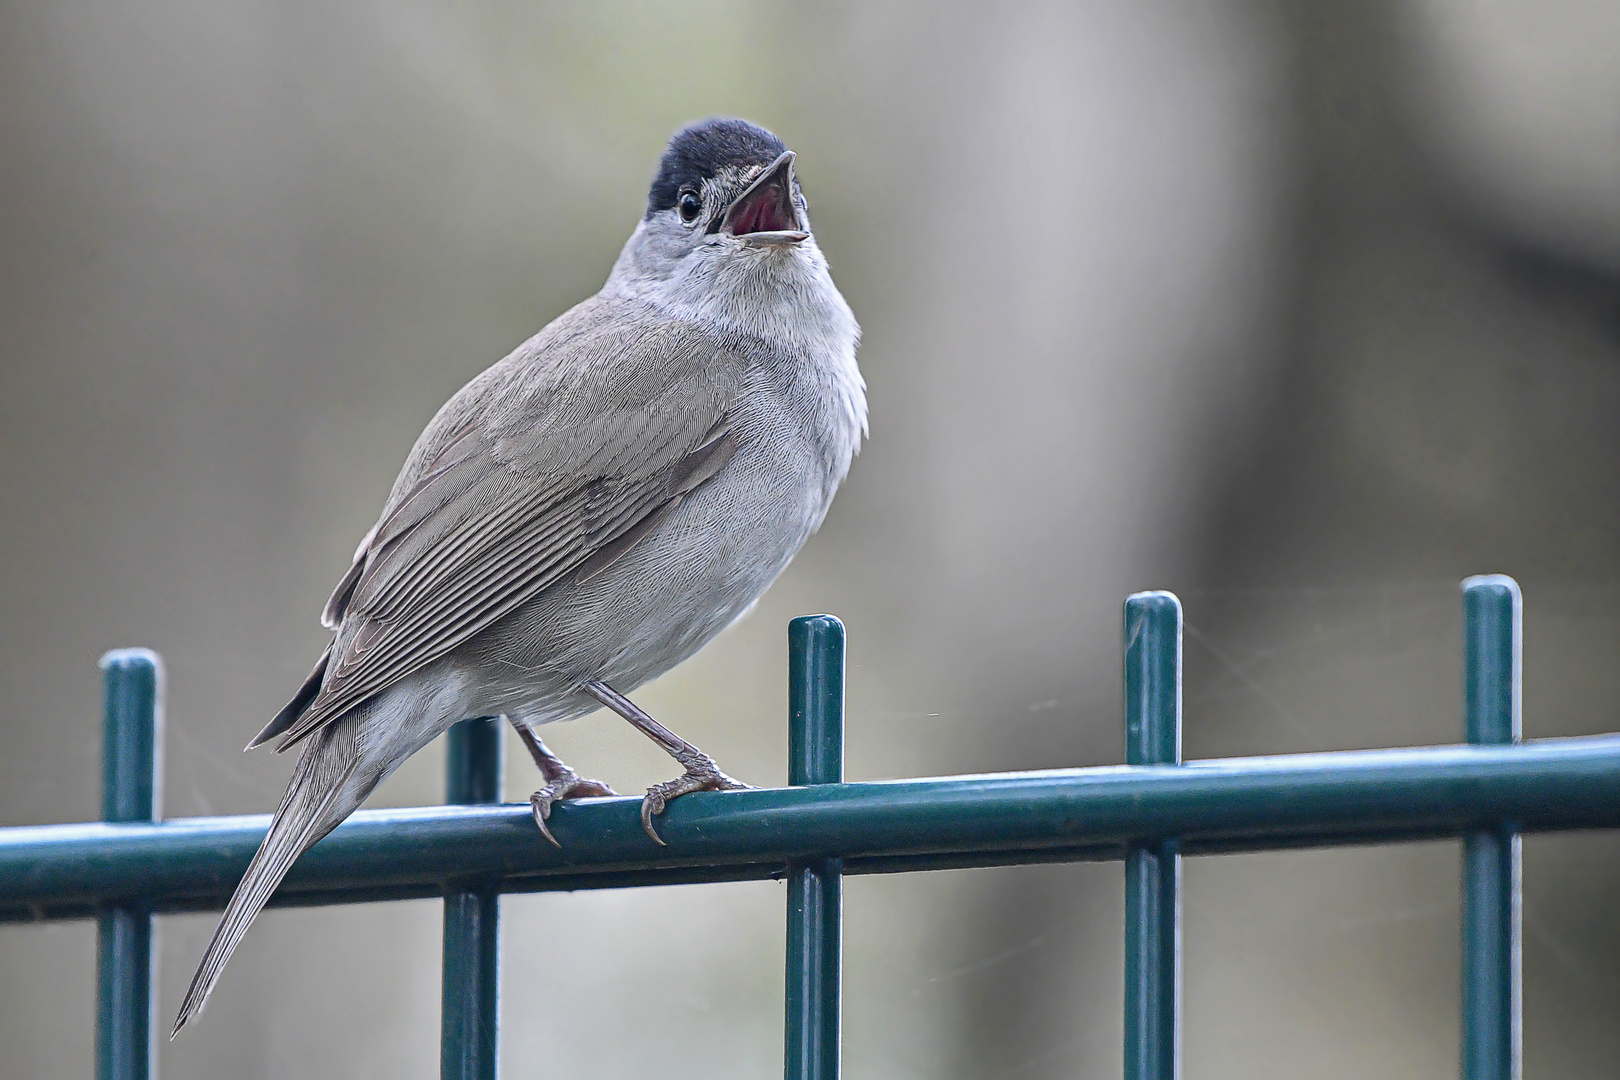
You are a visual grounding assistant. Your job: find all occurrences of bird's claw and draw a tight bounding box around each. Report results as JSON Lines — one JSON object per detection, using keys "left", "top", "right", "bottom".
{"left": 529, "top": 771, "right": 616, "bottom": 848}
{"left": 640, "top": 755, "right": 753, "bottom": 845}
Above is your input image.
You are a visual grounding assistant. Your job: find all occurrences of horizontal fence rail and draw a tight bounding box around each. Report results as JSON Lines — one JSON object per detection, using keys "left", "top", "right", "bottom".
{"left": 6, "top": 734, "right": 1619, "bottom": 921}
{"left": 2, "top": 575, "right": 1613, "bottom": 1080}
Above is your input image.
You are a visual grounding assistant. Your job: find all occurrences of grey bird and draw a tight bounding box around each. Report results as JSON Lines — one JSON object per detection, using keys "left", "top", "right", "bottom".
{"left": 172, "top": 117, "right": 865, "bottom": 1035}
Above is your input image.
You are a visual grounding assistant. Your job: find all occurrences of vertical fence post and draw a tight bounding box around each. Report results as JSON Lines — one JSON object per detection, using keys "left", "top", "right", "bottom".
{"left": 442, "top": 717, "right": 503, "bottom": 1080}
{"left": 1461, "top": 576, "right": 1522, "bottom": 1080}
{"left": 1123, "top": 593, "right": 1182, "bottom": 1080}
{"left": 786, "top": 615, "right": 845, "bottom": 1080}
{"left": 97, "top": 649, "right": 163, "bottom": 1080}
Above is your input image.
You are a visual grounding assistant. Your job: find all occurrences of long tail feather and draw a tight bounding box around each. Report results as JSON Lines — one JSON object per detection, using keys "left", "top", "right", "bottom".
{"left": 172, "top": 726, "right": 359, "bottom": 1037}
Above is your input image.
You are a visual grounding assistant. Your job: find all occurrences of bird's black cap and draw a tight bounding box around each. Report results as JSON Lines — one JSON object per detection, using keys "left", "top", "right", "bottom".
{"left": 647, "top": 118, "right": 788, "bottom": 218}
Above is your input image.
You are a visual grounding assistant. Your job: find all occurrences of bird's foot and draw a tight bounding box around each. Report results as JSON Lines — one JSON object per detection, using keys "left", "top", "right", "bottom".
{"left": 528, "top": 767, "right": 617, "bottom": 848}
{"left": 641, "top": 752, "right": 754, "bottom": 845}
{"left": 511, "top": 722, "right": 616, "bottom": 847}
{"left": 574, "top": 680, "right": 754, "bottom": 845}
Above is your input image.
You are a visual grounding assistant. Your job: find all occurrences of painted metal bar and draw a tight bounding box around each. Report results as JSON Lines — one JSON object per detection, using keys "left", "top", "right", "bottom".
{"left": 5, "top": 734, "right": 1619, "bottom": 920}
{"left": 785, "top": 615, "right": 845, "bottom": 1080}
{"left": 442, "top": 717, "right": 503, "bottom": 1080}
{"left": 1123, "top": 593, "right": 1182, "bottom": 1080}
{"left": 1461, "top": 577, "right": 1522, "bottom": 1080}
{"left": 96, "top": 649, "right": 162, "bottom": 1080}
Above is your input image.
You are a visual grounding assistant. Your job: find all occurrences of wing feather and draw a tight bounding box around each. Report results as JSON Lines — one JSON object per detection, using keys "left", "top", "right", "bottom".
{"left": 270, "top": 302, "right": 746, "bottom": 751}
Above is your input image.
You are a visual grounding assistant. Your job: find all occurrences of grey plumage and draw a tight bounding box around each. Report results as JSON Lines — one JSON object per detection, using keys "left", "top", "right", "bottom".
{"left": 174, "top": 118, "right": 864, "bottom": 1035}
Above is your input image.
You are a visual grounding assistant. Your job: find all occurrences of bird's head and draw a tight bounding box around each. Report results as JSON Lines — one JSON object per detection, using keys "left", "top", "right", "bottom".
{"left": 608, "top": 119, "right": 832, "bottom": 311}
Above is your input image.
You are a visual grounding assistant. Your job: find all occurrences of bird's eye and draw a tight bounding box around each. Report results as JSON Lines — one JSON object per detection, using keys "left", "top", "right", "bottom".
{"left": 678, "top": 190, "right": 702, "bottom": 223}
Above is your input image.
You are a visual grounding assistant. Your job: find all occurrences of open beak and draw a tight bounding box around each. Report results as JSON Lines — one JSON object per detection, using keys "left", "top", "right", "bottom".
{"left": 721, "top": 151, "right": 808, "bottom": 245}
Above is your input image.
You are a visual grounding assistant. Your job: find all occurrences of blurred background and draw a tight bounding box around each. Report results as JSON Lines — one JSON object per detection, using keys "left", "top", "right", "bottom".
{"left": 2, "top": 1, "right": 1617, "bottom": 1076}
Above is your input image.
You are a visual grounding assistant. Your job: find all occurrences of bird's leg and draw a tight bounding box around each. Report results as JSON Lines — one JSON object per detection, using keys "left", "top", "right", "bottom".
{"left": 509, "top": 720, "right": 616, "bottom": 848}
{"left": 582, "top": 679, "right": 753, "bottom": 845}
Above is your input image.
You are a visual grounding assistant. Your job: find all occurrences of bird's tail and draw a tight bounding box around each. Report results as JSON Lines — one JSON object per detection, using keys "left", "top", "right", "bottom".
{"left": 171, "top": 720, "right": 361, "bottom": 1037}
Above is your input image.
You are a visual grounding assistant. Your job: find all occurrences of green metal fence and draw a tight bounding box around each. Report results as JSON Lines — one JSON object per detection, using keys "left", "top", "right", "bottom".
{"left": 4, "top": 575, "right": 1617, "bottom": 1079}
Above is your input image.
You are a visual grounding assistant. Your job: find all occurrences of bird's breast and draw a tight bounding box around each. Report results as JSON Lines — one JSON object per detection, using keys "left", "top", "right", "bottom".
{"left": 469, "top": 378, "right": 842, "bottom": 704}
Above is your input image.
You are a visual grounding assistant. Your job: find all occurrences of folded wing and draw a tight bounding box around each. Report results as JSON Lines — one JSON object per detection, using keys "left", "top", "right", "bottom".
{"left": 251, "top": 304, "right": 746, "bottom": 752}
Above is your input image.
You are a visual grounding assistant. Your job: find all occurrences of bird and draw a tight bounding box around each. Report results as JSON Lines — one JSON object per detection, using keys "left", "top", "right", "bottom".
{"left": 172, "top": 117, "right": 865, "bottom": 1036}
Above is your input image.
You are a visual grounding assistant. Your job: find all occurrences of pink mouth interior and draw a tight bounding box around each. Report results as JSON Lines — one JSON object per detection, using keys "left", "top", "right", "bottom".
{"left": 727, "top": 184, "right": 795, "bottom": 235}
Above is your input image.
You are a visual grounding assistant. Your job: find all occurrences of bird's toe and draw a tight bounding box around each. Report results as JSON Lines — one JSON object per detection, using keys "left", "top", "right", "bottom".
{"left": 639, "top": 755, "right": 755, "bottom": 845}
{"left": 528, "top": 771, "right": 617, "bottom": 847}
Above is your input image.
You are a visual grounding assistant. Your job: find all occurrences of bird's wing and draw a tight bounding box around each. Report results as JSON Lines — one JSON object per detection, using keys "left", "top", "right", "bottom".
{"left": 257, "top": 303, "right": 745, "bottom": 751}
